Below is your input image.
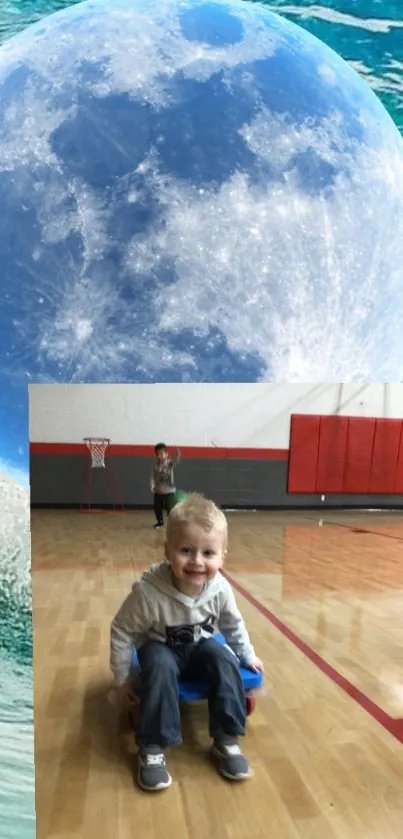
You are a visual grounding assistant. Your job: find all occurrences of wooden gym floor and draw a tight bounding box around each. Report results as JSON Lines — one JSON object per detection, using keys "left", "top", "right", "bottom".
{"left": 31, "top": 508, "right": 403, "bottom": 839}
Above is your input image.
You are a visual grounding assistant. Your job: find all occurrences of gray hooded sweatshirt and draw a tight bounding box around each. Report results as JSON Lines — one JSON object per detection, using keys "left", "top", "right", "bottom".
{"left": 110, "top": 560, "right": 256, "bottom": 685}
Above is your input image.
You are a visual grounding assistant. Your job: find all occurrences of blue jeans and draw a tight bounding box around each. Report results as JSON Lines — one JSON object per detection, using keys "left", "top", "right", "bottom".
{"left": 135, "top": 637, "right": 247, "bottom": 748}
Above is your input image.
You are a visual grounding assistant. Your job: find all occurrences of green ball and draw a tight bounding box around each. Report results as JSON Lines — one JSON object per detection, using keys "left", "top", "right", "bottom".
{"left": 169, "top": 490, "right": 188, "bottom": 510}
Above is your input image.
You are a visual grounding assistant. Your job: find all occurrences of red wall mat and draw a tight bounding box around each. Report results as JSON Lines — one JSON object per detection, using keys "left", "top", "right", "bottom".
{"left": 342, "top": 417, "right": 376, "bottom": 493}
{"left": 394, "top": 426, "right": 403, "bottom": 492}
{"left": 368, "top": 419, "right": 402, "bottom": 493}
{"left": 316, "top": 415, "right": 349, "bottom": 493}
{"left": 29, "top": 442, "right": 289, "bottom": 460}
{"left": 287, "top": 414, "right": 321, "bottom": 493}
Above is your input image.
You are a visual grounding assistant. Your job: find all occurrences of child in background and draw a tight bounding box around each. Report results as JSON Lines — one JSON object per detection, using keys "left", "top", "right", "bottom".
{"left": 110, "top": 492, "right": 263, "bottom": 792}
{"left": 150, "top": 442, "right": 181, "bottom": 529}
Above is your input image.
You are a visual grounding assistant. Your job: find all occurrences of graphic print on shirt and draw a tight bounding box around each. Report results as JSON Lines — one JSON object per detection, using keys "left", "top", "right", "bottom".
{"left": 165, "top": 616, "right": 215, "bottom": 645}
{"left": 154, "top": 458, "right": 175, "bottom": 489}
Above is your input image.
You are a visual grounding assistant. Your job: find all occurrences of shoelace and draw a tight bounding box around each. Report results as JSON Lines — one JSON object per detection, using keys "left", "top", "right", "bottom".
{"left": 144, "top": 753, "right": 165, "bottom": 767}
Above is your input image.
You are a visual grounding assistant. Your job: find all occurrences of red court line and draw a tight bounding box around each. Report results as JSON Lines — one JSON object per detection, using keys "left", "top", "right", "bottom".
{"left": 223, "top": 571, "right": 403, "bottom": 745}
{"left": 29, "top": 442, "right": 289, "bottom": 460}
{"left": 322, "top": 520, "right": 403, "bottom": 543}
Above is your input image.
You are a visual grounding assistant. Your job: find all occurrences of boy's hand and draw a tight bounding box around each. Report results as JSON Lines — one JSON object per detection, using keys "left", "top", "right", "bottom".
{"left": 249, "top": 657, "right": 264, "bottom": 673}
{"left": 115, "top": 681, "right": 137, "bottom": 707}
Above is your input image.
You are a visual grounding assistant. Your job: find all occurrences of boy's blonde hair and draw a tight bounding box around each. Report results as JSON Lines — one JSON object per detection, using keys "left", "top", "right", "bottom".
{"left": 166, "top": 492, "right": 228, "bottom": 547}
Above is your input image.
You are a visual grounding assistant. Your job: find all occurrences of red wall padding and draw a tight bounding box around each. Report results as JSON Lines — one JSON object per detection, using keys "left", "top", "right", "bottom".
{"left": 288, "top": 413, "right": 403, "bottom": 494}
{"left": 342, "top": 417, "right": 376, "bottom": 493}
{"left": 368, "top": 419, "right": 402, "bottom": 493}
{"left": 287, "top": 414, "right": 321, "bottom": 493}
{"left": 394, "top": 429, "right": 403, "bottom": 493}
{"left": 316, "top": 415, "right": 349, "bottom": 492}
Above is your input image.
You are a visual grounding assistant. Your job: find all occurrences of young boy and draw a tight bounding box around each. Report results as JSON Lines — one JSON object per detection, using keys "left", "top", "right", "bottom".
{"left": 150, "top": 442, "right": 180, "bottom": 529}
{"left": 110, "top": 492, "right": 263, "bottom": 792}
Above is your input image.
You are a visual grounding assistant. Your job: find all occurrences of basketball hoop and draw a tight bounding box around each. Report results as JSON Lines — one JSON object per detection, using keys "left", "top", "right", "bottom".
{"left": 84, "top": 437, "right": 110, "bottom": 469}
{"left": 80, "top": 437, "right": 124, "bottom": 513}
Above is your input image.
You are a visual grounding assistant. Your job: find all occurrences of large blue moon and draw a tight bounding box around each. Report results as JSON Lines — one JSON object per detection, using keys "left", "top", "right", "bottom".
{"left": 1, "top": 0, "right": 403, "bottom": 473}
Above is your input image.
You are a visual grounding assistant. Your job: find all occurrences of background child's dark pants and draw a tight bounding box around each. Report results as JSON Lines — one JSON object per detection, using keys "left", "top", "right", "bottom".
{"left": 153, "top": 492, "right": 174, "bottom": 525}
{"left": 135, "top": 637, "right": 247, "bottom": 747}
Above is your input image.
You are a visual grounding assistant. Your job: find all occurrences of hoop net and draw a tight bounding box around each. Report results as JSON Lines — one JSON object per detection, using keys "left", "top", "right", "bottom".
{"left": 84, "top": 437, "right": 110, "bottom": 469}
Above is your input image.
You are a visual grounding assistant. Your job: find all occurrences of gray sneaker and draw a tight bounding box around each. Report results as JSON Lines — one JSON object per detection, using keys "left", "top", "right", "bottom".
{"left": 211, "top": 736, "right": 253, "bottom": 781}
{"left": 138, "top": 745, "right": 172, "bottom": 791}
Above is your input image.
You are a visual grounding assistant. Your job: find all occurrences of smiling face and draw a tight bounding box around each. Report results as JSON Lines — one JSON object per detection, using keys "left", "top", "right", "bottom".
{"left": 165, "top": 521, "right": 227, "bottom": 596}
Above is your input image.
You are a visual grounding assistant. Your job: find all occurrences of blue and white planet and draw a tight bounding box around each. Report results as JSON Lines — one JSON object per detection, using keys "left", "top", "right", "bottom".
{"left": 1, "top": 0, "right": 403, "bottom": 835}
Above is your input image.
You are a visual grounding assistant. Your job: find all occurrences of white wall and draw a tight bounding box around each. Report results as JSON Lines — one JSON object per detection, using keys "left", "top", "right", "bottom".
{"left": 28, "top": 383, "right": 403, "bottom": 449}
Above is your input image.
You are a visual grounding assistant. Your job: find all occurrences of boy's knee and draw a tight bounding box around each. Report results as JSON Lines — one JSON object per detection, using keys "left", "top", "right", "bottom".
{"left": 139, "top": 643, "right": 179, "bottom": 677}
{"left": 205, "top": 639, "right": 238, "bottom": 668}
